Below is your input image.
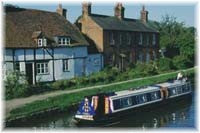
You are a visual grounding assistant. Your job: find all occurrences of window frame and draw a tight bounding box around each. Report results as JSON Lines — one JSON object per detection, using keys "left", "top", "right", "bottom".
{"left": 63, "top": 59, "right": 69, "bottom": 72}
{"left": 127, "top": 33, "right": 131, "bottom": 45}
{"left": 58, "top": 37, "right": 71, "bottom": 45}
{"left": 14, "top": 62, "right": 20, "bottom": 71}
{"left": 152, "top": 34, "right": 156, "bottom": 45}
{"left": 38, "top": 38, "right": 47, "bottom": 47}
{"left": 139, "top": 33, "right": 143, "bottom": 45}
{"left": 110, "top": 32, "right": 115, "bottom": 45}
{"left": 36, "top": 62, "right": 49, "bottom": 75}
{"left": 119, "top": 33, "right": 122, "bottom": 45}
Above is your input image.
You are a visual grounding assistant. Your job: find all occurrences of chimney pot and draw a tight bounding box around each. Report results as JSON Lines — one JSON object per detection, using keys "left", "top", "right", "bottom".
{"left": 140, "top": 5, "right": 148, "bottom": 23}
{"left": 114, "top": 2, "right": 125, "bottom": 20}
{"left": 82, "top": 2, "right": 92, "bottom": 16}
{"left": 56, "top": 4, "right": 67, "bottom": 19}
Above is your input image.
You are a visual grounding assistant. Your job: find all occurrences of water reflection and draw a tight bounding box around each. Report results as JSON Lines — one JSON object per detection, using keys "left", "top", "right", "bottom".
{"left": 6, "top": 93, "right": 195, "bottom": 128}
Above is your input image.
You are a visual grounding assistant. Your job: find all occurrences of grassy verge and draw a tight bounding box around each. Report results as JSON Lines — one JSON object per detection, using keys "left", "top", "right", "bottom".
{"left": 7, "top": 67, "right": 195, "bottom": 121}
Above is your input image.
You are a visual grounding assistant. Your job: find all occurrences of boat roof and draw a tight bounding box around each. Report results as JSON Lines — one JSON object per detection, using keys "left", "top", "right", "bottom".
{"left": 110, "top": 86, "right": 160, "bottom": 99}
{"left": 156, "top": 80, "right": 186, "bottom": 88}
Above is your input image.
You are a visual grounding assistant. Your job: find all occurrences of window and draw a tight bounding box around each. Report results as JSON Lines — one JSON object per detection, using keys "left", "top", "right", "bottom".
{"left": 146, "top": 52, "right": 150, "bottom": 63}
{"left": 113, "top": 99, "right": 121, "bottom": 110}
{"left": 151, "top": 91, "right": 161, "bottom": 100}
{"left": 152, "top": 34, "right": 156, "bottom": 45}
{"left": 94, "top": 58, "right": 100, "bottom": 65}
{"left": 38, "top": 38, "right": 47, "bottom": 47}
{"left": 37, "top": 62, "right": 49, "bottom": 74}
{"left": 58, "top": 37, "right": 71, "bottom": 45}
{"left": 127, "top": 33, "right": 131, "bottom": 45}
{"left": 121, "top": 97, "right": 132, "bottom": 107}
{"left": 177, "top": 86, "right": 182, "bottom": 94}
{"left": 146, "top": 35, "right": 149, "bottom": 45}
{"left": 119, "top": 34, "right": 122, "bottom": 45}
{"left": 63, "top": 59, "right": 69, "bottom": 71}
{"left": 153, "top": 51, "right": 157, "bottom": 60}
{"left": 110, "top": 32, "right": 115, "bottom": 45}
{"left": 139, "top": 33, "right": 143, "bottom": 45}
{"left": 138, "top": 52, "right": 143, "bottom": 62}
{"left": 14, "top": 62, "right": 20, "bottom": 71}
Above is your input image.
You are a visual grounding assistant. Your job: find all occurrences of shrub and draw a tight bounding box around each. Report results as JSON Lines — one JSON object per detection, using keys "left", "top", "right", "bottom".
{"left": 4, "top": 71, "right": 29, "bottom": 100}
{"left": 158, "top": 57, "right": 173, "bottom": 71}
{"left": 173, "top": 55, "right": 191, "bottom": 70}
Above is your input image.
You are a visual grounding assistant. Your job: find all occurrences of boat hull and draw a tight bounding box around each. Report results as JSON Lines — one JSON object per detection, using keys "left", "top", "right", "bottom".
{"left": 75, "top": 92, "right": 192, "bottom": 126}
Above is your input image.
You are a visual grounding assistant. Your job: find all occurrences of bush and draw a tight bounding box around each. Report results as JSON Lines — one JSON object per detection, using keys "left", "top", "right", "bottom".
{"left": 4, "top": 71, "right": 29, "bottom": 100}
{"left": 173, "top": 55, "right": 191, "bottom": 70}
{"left": 158, "top": 57, "right": 173, "bottom": 71}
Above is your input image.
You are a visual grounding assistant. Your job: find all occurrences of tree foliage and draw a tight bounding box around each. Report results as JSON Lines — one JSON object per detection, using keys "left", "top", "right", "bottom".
{"left": 157, "top": 15, "right": 195, "bottom": 67}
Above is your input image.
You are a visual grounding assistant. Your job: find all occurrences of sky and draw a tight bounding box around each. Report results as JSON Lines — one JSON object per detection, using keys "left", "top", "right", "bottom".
{"left": 4, "top": 2, "right": 196, "bottom": 27}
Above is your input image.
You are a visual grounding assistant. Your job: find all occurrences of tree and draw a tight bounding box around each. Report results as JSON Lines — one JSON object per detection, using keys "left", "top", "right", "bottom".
{"left": 157, "top": 15, "right": 195, "bottom": 68}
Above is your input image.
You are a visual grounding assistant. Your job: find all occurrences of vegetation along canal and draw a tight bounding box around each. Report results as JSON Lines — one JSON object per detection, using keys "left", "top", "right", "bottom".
{"left": 6, "top": 89, "right": 195, "bottom": 129}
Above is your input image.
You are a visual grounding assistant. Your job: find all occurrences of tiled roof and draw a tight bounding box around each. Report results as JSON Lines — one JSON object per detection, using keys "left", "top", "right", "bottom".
{"left": 5, "top": 6, "right": 88, "bottom": 48}
{"left": 83, "top": 14, "right": 159, "bottom": 33}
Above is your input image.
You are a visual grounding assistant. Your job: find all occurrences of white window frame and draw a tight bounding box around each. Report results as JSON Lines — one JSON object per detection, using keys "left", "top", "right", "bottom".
{"left": 58, "top": 37, "right": 71, "bottom": 45}
{"left": 63, "top": 59, "right": 69, "bottom": 72}
{"left": 152, "top": 34, "right": 156, "bottom": 45}
{"left": 38, "top": 38, "right": 47, "bottom": 47}
{"left": 37, "top": 62, "right": 49, "bottom": 75}
{"left": 110, "top": 32, "right": 115, "bottom": 45}
{"left": 139, "top": 33, "right": 143, "bottom": 45}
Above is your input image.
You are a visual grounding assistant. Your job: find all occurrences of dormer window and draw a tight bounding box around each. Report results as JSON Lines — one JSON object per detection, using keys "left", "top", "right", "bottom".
{"left": 38, "top": 38, "right": 47, "bottom": 47}
{"left": 58, "top": 37, "right": 71, "bottom": 45}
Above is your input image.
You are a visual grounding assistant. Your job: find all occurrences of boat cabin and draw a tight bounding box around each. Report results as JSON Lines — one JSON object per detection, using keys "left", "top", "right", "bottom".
{"left": 75, "top": 80, "right": 192, "bottom": 121}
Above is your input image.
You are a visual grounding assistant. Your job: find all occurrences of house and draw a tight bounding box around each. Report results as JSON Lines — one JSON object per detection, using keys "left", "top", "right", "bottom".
{"left": 4, "top": 4, "right": 103, "bottom": 84}
{"left": 75, "top": 3, "right": 159, "bottom": 70}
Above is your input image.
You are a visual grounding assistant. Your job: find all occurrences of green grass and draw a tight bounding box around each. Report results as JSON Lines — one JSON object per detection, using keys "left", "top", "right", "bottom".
{"left": 7, "top": 67, "right": 195, "bottom": 121}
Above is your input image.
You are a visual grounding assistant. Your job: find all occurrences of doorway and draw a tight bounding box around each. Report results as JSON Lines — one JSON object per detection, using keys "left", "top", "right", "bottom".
{"left": 26, "top": 63, "right": 33, "bottom": 84}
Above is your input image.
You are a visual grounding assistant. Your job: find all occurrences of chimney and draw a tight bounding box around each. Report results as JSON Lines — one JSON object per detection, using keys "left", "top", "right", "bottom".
{"left": 56, "top": 4, "right": 67, "bottom": 19}
{"left": 82, "top": 2, "right": 91, "bottom": 16}
{"left": 140, "top": 5, "right": 148, "bottom": 23}
{"left": 114, "top": 3, "right": 125, "bottom": 20}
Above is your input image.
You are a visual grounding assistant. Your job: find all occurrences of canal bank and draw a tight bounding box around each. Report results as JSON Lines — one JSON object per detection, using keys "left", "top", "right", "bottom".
{"left": 5, "top": 67, "right": 195, "bottom": 123}
{"left": 6, "top": 91, "right": 195, "bottom": 128}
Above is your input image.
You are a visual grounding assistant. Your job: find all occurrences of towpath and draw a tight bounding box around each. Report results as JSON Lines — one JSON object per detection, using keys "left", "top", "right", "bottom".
{"left": 5, "top": 67, "right": 195, "bottom": 117}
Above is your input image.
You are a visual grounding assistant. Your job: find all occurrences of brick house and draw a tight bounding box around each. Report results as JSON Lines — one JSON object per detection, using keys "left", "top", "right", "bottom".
{"left": 4, "top": 5, "right": 103, "bottom": 84}
{"left": 76, "top": 3, "right": 159, "bottom": 70}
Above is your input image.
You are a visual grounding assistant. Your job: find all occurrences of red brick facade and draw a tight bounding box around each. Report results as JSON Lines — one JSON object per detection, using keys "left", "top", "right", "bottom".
{"left": 76, "top": 3, "right": 159, "bottom": 69}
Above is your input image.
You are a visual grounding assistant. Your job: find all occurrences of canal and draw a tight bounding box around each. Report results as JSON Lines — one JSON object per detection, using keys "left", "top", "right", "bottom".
{"left": 6, "top": 91, "right": 196, "bottom": 129}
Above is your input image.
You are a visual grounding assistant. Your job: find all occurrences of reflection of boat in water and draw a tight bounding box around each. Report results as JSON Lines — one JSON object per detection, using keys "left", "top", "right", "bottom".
{"left": 74, "top": 79, "right": 192, "bottom": 126}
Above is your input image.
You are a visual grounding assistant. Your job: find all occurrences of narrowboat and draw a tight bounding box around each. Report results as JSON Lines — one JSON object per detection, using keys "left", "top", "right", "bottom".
{"left": 74, "top": 78, "right": 192, "bottom": 125}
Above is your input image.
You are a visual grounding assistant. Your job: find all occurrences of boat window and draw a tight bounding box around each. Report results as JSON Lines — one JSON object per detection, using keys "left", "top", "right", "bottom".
{"left": 151, "top": 91, "right": 161, "bottom": 100}
{"left": 121, "top": 97, "right": 132, "bottom": 107}
{"left": 182, "top": 84, "right": 188, "bottom": 92}
{"left": 113, "top": 99, "right": 121, "bottom": 110}
{"left": 147, "top": 93, "right": 151, "bottom": 101}
{"left": 138, "top": 94, "right": 147, "bottom": 104}
{"left": 131, "top": 96, "right": 138, "bottom": 105}
{"left": 177, "top": 86, "right": 182, "bottom": 94}
{"left": 168, "top": 87, "right": 177, "bottom": 96}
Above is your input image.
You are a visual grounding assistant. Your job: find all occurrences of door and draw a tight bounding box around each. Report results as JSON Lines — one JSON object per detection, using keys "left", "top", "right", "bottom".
{"left": 26, "top": 63, "right": 33, "bottom": 84}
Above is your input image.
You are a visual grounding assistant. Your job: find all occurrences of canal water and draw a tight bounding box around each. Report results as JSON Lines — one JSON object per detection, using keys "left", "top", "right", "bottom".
{"left": 6, "top": 92, "right": 196, "bottom": 129}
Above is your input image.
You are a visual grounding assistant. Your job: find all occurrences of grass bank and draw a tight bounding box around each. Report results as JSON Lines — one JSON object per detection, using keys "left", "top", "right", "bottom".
{"left": 6, "top": 67, "right": 195, "bottom": 122}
